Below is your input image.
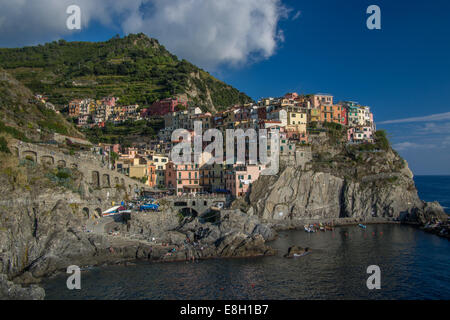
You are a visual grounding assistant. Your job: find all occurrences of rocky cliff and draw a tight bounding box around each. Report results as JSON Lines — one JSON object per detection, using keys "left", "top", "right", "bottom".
{"left": 247, "top": 128, "right": 448, "bottom": 229}
{"left": 0, "top": 145, "right": 275, "bottom": 299}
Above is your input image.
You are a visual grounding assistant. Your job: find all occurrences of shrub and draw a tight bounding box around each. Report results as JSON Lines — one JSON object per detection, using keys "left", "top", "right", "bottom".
{"left": 0, "top": 136, "right": 10, "bottom": 153}
{"left": 374, "top": 130, "right": 390, "bottom": 150}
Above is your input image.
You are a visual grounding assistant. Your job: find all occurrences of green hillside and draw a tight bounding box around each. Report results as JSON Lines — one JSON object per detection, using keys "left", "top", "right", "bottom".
{"left": 0, "top": 33, "right": 252, "bottom": 112}
{"left": 0, "top": 68, "right": 83, "bottom": 142}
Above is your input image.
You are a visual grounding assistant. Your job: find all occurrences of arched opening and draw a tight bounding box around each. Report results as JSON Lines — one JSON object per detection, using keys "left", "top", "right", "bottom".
{"left": 94, "top": 208, "right": 102, "bottom": 218}
{"left": 40, "top": 155, "right": 54, "bottom": 166}
{"left": 114, "top": 177, "right": 119, "bottom": 186}
{"left": 92, "top": 171, "right": 100, "bottom": 188}
{"left": 57, "top": 160, "right": 66, "bottom": 168}
{"left": 179, "top": 207, "right": 199, "bottom": 218}
{"left": 120, "top": 178, "right": 125, "bottom": 186}
{"left": 102, "top": 174, "right": 110, "bottom": 188}
{"left": 82, "top": 207, "right": 90, "bottom": 219}
{"left": 22, "top": 151, "right": 37, "bottom": 162}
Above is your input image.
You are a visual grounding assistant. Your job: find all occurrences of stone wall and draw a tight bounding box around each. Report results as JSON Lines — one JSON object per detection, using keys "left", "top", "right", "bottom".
{"left": 13, "top": 141, "right": 147, "bottom": 196}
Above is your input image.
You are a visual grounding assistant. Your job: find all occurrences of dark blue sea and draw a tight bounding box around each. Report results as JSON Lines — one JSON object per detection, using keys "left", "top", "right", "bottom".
{"left": 43, "top": 176, "right": 450, "bottom": 300}
{"left": 415, "top": 176, "right": 450, "bottom": 214}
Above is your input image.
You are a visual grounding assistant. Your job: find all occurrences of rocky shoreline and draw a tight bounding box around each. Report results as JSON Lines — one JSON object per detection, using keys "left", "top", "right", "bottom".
{"left": 1, "top": 209, "right": 447, "bottom": 300}
{"left": 1, "top": 140, "right": 448, "bottom": 300}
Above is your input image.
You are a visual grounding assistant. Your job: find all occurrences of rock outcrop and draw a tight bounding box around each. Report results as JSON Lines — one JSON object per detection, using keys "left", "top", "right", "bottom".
{"left": 0, "top": 274, "right": 45, "bottom": 300}
{"left": 284, "top": 246, "right": 309, "bottom": 258}
{"left": 0, "top": 158, "right": 276, "bottom": 299}
{"left": 248, "top": 143, "right": 448, "bottom": 229}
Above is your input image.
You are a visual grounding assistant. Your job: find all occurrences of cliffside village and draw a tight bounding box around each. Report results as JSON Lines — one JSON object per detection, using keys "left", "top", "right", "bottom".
{"left": 56, "top": 92, "right": 377, "bottom": 198}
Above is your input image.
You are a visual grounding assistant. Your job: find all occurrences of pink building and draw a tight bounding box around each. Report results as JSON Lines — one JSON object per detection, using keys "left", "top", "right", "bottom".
{"left": 102, "top": 97, "right": 117, "bottom": 107}
{"left": 311, "top": 94, "right": 333, "bottom": 108}
{"left": 165, "top": 162, "right": 202, "bottom": 195}
{"left": 225, "top": 165, "right": 264, "bottom": 198}
{"left": 284, "top": 92, "right": 299, "bottom": 100}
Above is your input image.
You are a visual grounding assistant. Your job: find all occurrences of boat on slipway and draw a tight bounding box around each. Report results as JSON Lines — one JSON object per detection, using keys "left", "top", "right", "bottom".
{"left": 102, "top": 206, "right": 131, "bottom": 217}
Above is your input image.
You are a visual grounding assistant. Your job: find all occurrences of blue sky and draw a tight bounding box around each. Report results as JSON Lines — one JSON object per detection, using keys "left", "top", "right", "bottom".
{"left": 0, "top": 0, "right": 449, "bottom": 174}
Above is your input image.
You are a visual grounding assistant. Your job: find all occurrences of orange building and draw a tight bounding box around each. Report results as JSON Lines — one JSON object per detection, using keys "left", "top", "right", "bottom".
{"left": 68, "top": 100, "right": 81, "bottom": 117}
{"left": 320, "top": 105, "right": 334, "bottom": 122}
{"left": 147, "top": 163, "right": 157, "bottom": 187}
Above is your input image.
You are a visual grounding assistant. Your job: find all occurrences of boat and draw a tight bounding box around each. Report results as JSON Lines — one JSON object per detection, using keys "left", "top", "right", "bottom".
{"left": 358, "top": 224, "right": 367, "bottom": 229}
{"left": 102, "top": 206, "right": 131, "bottom": 217}
{"left": 304, "top": 225, "right": 315, "bottom": 233}
{"left": 293, "top": 252, "right": 309, "bottom": 257}
{"left": 139, "top": 203, "right": 160, "bottom": 212}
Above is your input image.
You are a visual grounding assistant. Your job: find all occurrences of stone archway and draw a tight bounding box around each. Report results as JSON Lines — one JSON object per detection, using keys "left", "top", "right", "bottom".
{"left": 179, "top": 207, "right": 199, "bottom": 218}
{"left": 94, "top": 208, "right": 102, "bottom": 218}
{"left": 40, "top": 155, "right": 54, "bottom": 166}
{"left": 102, "top": 174, "right": 110, "bottom": 188}
{"left": 92, "top": 171, "right": 100, "bottom": 188}
{"left": 22, "top": 150, "right": 37, "bottom": 162}
{"left": 82, "top": 207, "right": 90, "bottom": 219}
{"left": 57, "top": 160, "right": 66, "bottom": 168}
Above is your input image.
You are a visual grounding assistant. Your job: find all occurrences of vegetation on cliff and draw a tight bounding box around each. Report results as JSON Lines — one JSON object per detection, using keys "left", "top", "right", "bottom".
{"left": 79, "top": 118, "right": 164, "bottom": 145}
{"left": 0, "top": 69, "right": 83, "bottom": 141}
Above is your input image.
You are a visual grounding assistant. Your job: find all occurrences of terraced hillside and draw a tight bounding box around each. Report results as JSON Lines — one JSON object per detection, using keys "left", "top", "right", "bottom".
{"left": 0, "top": 33, "right": 252, "bottom": 112}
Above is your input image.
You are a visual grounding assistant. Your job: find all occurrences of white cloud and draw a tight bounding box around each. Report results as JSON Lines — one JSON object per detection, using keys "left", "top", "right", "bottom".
{"left": 0, "top": 0, "right": 290, "bottom": 69}
{"left": 379, "top": 112, "right": 450, "bottom": 125}
{"left": 123, "top": 0, "right": 289, "bottom": 69}
{"left": 392, "top": 142, "right": 436, "bottom": 151}
{"left": 292, "top": 11, "right": 301, "bottom": 20}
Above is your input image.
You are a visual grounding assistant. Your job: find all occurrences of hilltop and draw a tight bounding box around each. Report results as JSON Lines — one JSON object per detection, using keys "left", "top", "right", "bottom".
{"left": 0, "top": 33, "right": 252, "bottom": 112}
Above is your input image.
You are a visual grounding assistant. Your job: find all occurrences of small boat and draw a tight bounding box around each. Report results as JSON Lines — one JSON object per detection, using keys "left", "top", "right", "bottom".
{"left": 102, "top": 206, "right": 130, "bottom": 217}
{"left": 139, "top": 203, "right": 160, "bottom": 212}
{"left": 304, "top": 225, "right": 315, "bottom": 233}
{"left": 325, "top": 226, "right": 334, "bottom": 231}
{"left": 293, "top": 252, "right": 309, "bottom": 257}
{"left": 358, "top": 224, "right": 367, "bottom": 229}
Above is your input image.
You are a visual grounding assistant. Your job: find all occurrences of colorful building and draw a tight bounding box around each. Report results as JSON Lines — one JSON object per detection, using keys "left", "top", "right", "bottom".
{"left": 165, "top": 162, "right": 202, "bottom": 195}
{"left": 225, "top": 165, "right": 264, "bottom": 198}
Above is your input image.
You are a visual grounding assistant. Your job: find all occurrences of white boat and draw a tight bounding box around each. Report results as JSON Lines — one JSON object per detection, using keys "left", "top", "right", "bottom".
{"left": 102, "top": 206, "right": 130, "bottom": 217}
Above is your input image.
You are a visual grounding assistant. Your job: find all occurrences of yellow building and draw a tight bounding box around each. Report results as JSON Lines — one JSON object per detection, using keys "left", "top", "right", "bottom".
{"left": 308, "top": 109, "right": 321, "bottom": 123}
